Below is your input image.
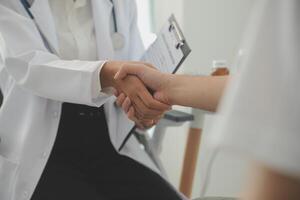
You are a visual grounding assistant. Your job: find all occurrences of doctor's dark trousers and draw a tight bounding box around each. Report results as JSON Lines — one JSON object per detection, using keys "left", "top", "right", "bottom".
{"left": 31, "top": 103, "right": 182, "bottom": 200}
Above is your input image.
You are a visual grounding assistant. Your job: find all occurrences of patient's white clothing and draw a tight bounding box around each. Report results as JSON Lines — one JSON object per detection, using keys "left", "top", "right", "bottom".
{"left": 210, "top": 0, "right": 300, "bottom": 179}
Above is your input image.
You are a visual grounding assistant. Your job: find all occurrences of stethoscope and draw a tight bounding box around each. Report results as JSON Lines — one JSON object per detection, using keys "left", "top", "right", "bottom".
{"left": 20, "top": 0, "right": 125, "bottom": 51}
{"left": 109, "top": 0, "right": 125, "bottom": 50}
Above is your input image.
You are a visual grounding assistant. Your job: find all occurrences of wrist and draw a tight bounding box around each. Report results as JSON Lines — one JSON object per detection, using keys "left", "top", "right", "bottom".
{"left": 167, "top": 74, "right": 189, "bottom": 106}
{"left": 161, "top": 73, "right": 177, "bottom": 105}
{"left": 100, "top": 61, "right": 122, "bottom": 88}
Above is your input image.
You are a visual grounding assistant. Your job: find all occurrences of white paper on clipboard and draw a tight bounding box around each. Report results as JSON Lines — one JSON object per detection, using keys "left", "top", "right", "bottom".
{"left": 141, "top": 14, "right": 191, "bottom": 74}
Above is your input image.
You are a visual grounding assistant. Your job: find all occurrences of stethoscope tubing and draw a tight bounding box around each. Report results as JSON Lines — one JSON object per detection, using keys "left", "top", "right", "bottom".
{"left": 20, "top": 0, "right": 118, "bottom": 29}
{"left": 110, "top": 0, "right": 118, "bottom": 33}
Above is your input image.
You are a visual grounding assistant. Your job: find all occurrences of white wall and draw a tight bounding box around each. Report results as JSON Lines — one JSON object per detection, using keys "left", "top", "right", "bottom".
{"left": 182, "top": 0, "right": 257, "bottom": 198}
{"left": 152, "top": 0, "right": 184, "bottom": 30}
{"left": 183, "top": 0, "right": 256, "bottom": 75}
{"left": 151, "top": 0, "right": 258, "bottom": 199}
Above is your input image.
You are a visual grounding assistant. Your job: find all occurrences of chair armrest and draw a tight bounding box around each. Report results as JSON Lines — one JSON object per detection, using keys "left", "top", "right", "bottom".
{"left": 163, "top": 110, "right": 194, "bottom": 123}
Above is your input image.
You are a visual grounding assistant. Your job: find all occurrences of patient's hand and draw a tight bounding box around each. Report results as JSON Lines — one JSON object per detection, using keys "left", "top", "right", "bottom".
{"left": 114, "top": 74, "right": 170, "bottom": 129}
{"left": 114, "top": 64, "right": 174, "bottom": 127}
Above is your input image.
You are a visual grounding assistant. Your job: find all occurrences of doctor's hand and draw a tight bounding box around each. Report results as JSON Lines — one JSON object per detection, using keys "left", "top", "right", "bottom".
{"left": 114, "top": 64, "right": 173, "bottom": 105}
{"left": 114, "top": 64, "right": 176, "bottom": 127}
{"left": 115, "top": 75, "right": 171, "bottom": 128}
{"left": 100, "top": 61, "right": 171, "bottom": 128}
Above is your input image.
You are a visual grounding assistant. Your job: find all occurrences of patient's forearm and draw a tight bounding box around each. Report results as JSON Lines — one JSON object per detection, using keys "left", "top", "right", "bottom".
{"left": 167, "top": 75, "right": 228, "bottom": 111}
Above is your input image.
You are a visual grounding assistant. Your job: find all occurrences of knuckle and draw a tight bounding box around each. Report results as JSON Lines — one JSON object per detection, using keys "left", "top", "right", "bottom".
{"left": 128, "top": 93, "right": 135, "bottom": 99}
{"left": 116, "top": 97, "right": 121, "bottom": 103}
{"left": 135, "top": 111, "right": 142, "bottom": 119}
{"left": 129, "top": 115, "right": 136, "bottom": 122}
{"left": 125, "top": 98, "right": 131, "bottom": 106}
{"left": 148, "top": 101, "right": 156, "bottom": 108}
{"left": 139, "top": 112, "right": 145, "bottom": 118}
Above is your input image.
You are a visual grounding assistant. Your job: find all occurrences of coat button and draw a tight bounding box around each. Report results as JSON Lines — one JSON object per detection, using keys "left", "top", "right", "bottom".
{"left": 52, "top": 111, "right": 59, "bottom": 118}
{"left": 42, "top": 152, "right": 48, "bottom": 158}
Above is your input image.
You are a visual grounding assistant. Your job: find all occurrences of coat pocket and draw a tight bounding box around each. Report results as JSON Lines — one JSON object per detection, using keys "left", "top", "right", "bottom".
{"left": 0, "top": 155, "right": 19, "bottom": 200}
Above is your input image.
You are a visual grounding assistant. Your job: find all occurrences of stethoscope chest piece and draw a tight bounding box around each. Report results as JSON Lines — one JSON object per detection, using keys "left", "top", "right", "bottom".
{"left": 111, "top": 32, "right": 125, "bottom": 50}
{"left": 109, "top": 0, "right": 125, "bottom": 50}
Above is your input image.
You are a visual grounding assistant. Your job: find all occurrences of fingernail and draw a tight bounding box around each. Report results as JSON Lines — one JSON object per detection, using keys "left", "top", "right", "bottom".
{"left": 114, "top": 90, "right": 119, "bottom": 96}
{"left": 114, "top": 72, "right": 120, "bottom": 80}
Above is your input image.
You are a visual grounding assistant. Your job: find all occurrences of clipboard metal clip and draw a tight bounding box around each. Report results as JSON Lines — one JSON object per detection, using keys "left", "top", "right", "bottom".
{"left": 168, "top": 16, "right": 185, "bottom": 49}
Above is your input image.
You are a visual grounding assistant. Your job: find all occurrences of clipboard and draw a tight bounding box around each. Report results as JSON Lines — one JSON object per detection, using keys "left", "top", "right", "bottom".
{"left": 142, "top": 14, "right": 191, "bottom": 74}
{"left": 118, "top": 14, "right": 191, "bottom": 151}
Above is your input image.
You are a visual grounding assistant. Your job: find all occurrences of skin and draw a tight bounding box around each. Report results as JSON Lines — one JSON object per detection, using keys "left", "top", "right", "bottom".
{"left": 114, "top": 64, "right": 228, "bottom": 112}
{"left": 100, "top": 61, "right": 171, "bottom": 128}
{"left": 114, "top": 64, "right": 300, "bottom": 200}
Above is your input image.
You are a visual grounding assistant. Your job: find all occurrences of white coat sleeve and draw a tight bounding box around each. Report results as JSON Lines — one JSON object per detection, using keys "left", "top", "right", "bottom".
{"left": 209, "top": 0, "right": 300, "bottom": 179}
{"left": 0, "top": 4, "right": 112, "bottom": 107}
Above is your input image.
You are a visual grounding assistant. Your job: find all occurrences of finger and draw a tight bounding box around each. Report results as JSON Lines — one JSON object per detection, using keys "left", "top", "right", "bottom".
{"left": 146, "top": 116, "right": 162, "bottom": 127}
{"left": 127, "top": 106, "right": 143, "bottom": 126}
{"left": 132, "top": 96, "right": 165, "bottom": 119}
{"left": 127, "top": 107, "right": 143, "bottom": 128}
{"left": 127, "top": 106, "right": 136, "bottom": 121}
{"left": 142, "top": 63, "right": 158, "bottom": 70}
{"left": 125, "top": 94, "right": 148, "bottom": 119}
{"left": 153, "top": 119, "right": 160, "bottom": 125}
{"left": 152, "top": 114, "right": 164, "bottom": 122}
{"left": 122, "top": 96, "right": 132, "bottom": 113}
{"left": 136, "top": 124, "right": 145, "bottom": 130}
{"left": 116, "top": 93, "right": 126, "bottom": 107}
{"left": 140, "top": 120, "right": 155, "bottom": 129}
{"left": 114, "top": 64, "right": 142, "bottom": 80}
{"left": 114, "top": 90, "right": 120, "bottom": 97}
{"left": 126, "top": 93, "right": 158, "bottom": 119}
{"left": 127, "top": 97, "right": 156, "bottom": 121}
{"left": 132, "top": 118, "right": 145, "bottom": 130}
{"left": 126, "top": 61, "right": 157, "bottom": 70}
{"left": 138, "top": 90, "right": 171, "bottom": 111}
{"left": 132, "top": 108, "right": 144, "bottom": 121}
{"left": 139, "top": 119, "right": 158, "bottom": 129}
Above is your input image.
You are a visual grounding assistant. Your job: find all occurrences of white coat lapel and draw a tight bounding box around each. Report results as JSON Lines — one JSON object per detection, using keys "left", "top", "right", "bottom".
{"left": 29, "top": 0, "right": 59, "bottom": 54}
{"left": 91, "top": 0, "right": 114, "bottom": 60}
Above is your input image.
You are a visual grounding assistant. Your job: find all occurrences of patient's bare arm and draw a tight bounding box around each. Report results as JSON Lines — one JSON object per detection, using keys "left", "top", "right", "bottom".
{"left": 114, "top": 64, "right": 229, "bottom": 112}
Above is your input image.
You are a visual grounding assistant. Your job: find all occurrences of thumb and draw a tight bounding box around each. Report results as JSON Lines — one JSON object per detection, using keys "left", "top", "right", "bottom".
{"left": 114, "top": 64, "right": 141, "bottom": 80}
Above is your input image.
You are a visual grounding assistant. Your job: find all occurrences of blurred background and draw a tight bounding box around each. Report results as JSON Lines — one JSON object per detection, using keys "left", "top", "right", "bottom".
{"left": 135, "top": 0, "right": 257, "bottom": 199}
{"left": 0, "top": 0, "right": 258, "bottom": 199}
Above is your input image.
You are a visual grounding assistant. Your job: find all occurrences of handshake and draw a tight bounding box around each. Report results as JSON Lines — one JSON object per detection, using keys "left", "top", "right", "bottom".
{"left": 102, "top": 61, "right": 174, "bottom": 129}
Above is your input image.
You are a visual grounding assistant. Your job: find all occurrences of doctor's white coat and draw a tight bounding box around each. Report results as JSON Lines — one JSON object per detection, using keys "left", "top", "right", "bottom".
{"left": 0, "top": 0, "right": 166, "bottom": 199}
